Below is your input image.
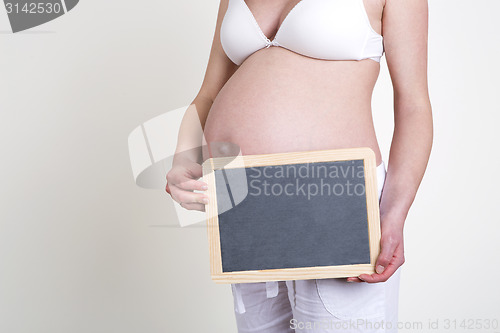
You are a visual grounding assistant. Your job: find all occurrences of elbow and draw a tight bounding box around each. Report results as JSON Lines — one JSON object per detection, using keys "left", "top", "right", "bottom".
{"left": 394, "top": 99, "right": 434, "bottom": 146}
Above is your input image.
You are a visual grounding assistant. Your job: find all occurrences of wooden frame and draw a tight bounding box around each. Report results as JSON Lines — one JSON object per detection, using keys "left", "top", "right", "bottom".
{"left": 202, "top": 147, "right": 381, "bottom": 283}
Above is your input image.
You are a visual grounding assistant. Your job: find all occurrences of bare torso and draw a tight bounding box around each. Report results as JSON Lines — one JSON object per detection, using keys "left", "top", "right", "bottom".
{"left": 203, "top": 0, "right": 385, "bottom": 164}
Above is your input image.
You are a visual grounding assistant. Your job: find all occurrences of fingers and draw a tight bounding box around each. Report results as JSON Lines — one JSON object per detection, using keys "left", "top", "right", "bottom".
{"left": 169, "top": 183, "right": 209, "bottom": 206}
{"left": 374, "top": 233, "right": 400, "bottom": 276}
{"left": 358, "top": 242, "right": 405, "bottom": 283}
{"left": 167, "top": 169, "right": 207, "bottom": 192}
{"left": 166, "top": 163, "right": 210, "bottom": 210}
{"left": 346, "top": 277, "right": 363, "bottom": 283}
{"left": 179, "top": 202, "right": 206, "bottom": 212}
{"left": 173, "top": 178, "right": 208, "bottom": 192}
{"left": 358, "top": 261, "right": 399, "bottom": 283}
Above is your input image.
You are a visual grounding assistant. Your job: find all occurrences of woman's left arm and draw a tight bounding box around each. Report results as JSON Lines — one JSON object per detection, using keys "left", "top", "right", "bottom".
{"left": 349, "top": 0, "right": 433, "bottom": 283}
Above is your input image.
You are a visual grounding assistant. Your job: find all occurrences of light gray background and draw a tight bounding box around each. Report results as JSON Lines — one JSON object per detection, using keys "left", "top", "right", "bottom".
{"left": 1, "top": 0, "right": 499, "bottom": 332}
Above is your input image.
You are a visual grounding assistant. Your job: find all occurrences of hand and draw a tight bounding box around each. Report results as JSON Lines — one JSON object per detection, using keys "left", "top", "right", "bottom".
{"left": 166, "top": 158, "right": 209, "bottom": 211}
{"left": 346, "top": 217, "right": 405, "bottom": 283}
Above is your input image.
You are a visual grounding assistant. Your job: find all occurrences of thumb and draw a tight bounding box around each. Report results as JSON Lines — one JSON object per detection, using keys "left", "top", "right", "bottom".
{"left": 375, "top": 237, "right": 397, "bottom": 274}
{"left": 186, "top": 160, "right": 203, "bottom": 178}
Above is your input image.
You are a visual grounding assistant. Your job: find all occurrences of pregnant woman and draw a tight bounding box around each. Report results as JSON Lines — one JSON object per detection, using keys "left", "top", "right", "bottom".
{"left": 166, "top": 0, "right": 432, "bottom": 331}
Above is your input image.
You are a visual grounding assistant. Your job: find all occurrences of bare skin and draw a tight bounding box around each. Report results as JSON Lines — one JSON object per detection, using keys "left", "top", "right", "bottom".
{"left": 166, "top": 0, "right": 433, "bottom": 284}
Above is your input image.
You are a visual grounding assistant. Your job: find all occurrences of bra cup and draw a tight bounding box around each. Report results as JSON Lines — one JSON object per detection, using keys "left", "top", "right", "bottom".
{"left": 275, "top": 0, "right": 369, "bottom": 61}
{"left": 220, "top": 0, "right": 268, "bottom": 65}
{"left": 363, "top": 34, "right": 384, "bottom": 62}
{"left": 220, "top": 0, "right": 384, "bottom": 65}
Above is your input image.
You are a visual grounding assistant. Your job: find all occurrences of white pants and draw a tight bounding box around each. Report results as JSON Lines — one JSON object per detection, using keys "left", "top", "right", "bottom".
{"left": 231, "top": 162, "right": 402, "bottom": 332}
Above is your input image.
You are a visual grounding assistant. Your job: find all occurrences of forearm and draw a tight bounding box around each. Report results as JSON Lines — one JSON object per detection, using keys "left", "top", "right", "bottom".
{"left": 379, "top": 101, "right": 433, "bottom": 229}
{"left": 173, "top": 94, "right": 213, "bottom": 165}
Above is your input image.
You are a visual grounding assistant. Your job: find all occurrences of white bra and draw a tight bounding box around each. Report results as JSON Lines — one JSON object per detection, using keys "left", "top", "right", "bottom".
{"left": 220, "top": 0, "right": 384, "bottom": 65}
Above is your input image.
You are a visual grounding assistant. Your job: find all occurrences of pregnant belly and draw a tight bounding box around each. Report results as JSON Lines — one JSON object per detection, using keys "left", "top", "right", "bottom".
{"left": 202, "top": 48, "right": 383, "bottom": 162}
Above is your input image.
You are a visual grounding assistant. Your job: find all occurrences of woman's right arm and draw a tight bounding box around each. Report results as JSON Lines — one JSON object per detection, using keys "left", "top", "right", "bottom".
{"left": 166, "top": 0, "right": 238, "bottom": 211}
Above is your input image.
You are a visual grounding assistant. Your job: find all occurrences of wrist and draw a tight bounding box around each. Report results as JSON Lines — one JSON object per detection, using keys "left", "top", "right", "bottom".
{"left": 172, "top": 148, "right": 202, "bottom": 166}
{"left": 379, "top": 209, "right": 406, "bottom": 232}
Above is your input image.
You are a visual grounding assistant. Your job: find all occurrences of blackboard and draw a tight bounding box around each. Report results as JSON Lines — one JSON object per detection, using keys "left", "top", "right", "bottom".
{"left": 202, "top": 148, "right": 381, "bottom": 283}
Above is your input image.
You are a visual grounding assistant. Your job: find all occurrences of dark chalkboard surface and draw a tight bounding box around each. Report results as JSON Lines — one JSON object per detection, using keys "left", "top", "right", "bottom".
{"left": 202, "top": 148, "right": 381, "bottom": 283}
